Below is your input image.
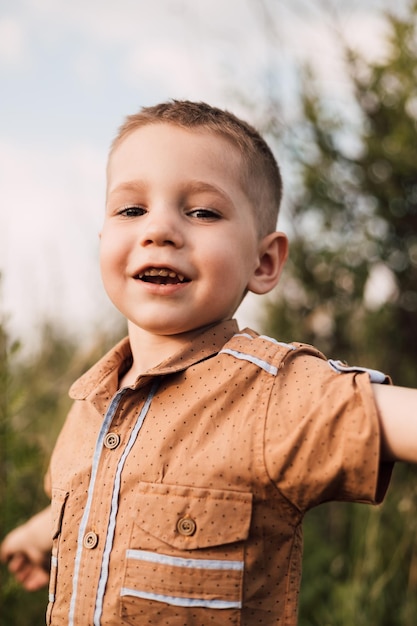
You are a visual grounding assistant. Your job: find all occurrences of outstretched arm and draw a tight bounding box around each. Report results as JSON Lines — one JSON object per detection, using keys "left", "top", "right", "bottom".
{"left": 0, "top": 506, "right": 52, "bottom": 591}
{"left": 373, "top": 383, "right": 417, "bottom": 463}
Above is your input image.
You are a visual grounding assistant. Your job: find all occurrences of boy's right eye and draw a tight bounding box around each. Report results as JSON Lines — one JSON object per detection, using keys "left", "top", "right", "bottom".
{"left": 118, "top": 205, "right": 146, "bottom": 217}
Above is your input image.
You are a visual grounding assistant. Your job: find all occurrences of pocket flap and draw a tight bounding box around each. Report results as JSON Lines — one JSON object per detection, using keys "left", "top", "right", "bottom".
{"left": 133, "top": 482, "right": 252, "bottom": 550}
{"left": 50, "top": 488, "right": 69, "bottom": 539}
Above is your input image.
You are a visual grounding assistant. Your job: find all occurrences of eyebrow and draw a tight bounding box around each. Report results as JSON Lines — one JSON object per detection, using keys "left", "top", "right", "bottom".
{"left": 107, "top": 181, "right": 147, "bottom": 198}
{"left": 181, "top": 180, "right": 234, "bottom": 204}
{"left": 107, "top": 180, "right": 234, "bottom": 205}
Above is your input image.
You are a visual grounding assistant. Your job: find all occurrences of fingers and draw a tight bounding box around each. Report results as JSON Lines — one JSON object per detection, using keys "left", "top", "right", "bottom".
{"left": 5, "top": 551, "right": 50, "bottom": 591}
{"left": 0, "top": 509, "right": 53, "bottom": 592}
{"left": 0, "top": 527, "right": 27, "bottom": 563}
{"left": 21, "top": 563, "right": 50, "bottom": 591}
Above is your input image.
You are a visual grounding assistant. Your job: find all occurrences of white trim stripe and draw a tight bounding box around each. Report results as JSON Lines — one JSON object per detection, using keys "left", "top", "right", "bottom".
{"left": 233, "top": 332, "right": 296, "bottom": 351}
{"left": 93, "top": 381, "right": 159, "bottom": 626}
{"left": 259, "top": 335, "right": 296, "bottom": 349}
{"left": 120, "top": 588, "right": 242, "bottom": 610}
{"left": 328, "top": 359, "right": 387, "bottom": 384}
{"left": 220, "top": 348, "right": 278, "bottom": 376}
{"left": 126, "top": 549, "right": 244, "bottom": 571}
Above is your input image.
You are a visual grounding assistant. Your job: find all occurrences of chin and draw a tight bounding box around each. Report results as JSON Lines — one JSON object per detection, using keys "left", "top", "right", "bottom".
{"left": 131, "top": 320, "right": 195, "bottom": 336}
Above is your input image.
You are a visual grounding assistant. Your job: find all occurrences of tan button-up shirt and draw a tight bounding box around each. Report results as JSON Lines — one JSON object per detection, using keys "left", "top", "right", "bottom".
{"left": 45, "top": 320, "right": 391, "bottom": 625}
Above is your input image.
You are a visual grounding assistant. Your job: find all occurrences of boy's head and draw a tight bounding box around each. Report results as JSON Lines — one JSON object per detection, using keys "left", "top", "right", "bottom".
{"left": 101, "top": 101, "right": 288, "bottom": 338}
{"left": 109, "top": 100, "right": 283, "bottom": 237}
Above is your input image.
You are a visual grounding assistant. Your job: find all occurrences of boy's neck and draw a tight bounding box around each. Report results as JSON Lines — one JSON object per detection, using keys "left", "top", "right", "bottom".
{"left": 120, "top": 322, "right": 207, "bottom": 388}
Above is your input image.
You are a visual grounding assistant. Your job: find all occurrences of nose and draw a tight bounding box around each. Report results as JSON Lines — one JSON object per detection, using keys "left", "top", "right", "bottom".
{"left": 140, "top": 209, "right": 184, "bottom": 248}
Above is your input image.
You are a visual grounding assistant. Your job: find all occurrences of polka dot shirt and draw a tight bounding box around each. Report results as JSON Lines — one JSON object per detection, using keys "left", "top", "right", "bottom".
{"left": 45, "top": 320, "right": 391, "bottom": 625}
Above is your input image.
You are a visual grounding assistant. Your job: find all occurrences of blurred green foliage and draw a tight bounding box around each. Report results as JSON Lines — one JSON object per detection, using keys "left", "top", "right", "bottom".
{"left": 0, "top": 324, "right": 47, "bottom": 624}
{"left": 265, "top": 1, "right": 417, "bottom": 383}
{"left": 261, "top": 2, "right": 417, "bottom": 624}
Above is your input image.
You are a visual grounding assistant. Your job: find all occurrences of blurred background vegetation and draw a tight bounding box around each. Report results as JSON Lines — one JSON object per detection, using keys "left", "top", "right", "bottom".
{"left": 1, "top": 1, "right": 417, "bottom": 624}
{"left": 261, "top": 2, "right": 417, "bottom": 624}
{"left": 0, "top": 320, "right": 124, "bottom": 624}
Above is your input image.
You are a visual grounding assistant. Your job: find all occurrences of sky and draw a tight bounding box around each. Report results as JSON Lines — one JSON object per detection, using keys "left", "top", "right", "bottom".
{"left": 0, "top": 0, "right": 395, "bottom": 349}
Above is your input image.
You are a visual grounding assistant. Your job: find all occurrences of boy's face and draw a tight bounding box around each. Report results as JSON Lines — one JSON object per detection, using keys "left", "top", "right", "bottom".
{"left": 101, "top": 123, "right": 280, "bottom": 337}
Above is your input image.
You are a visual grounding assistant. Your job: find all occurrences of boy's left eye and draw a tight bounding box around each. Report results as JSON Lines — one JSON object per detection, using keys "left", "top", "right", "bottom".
{"left": 188, "top": 207, "right": 220, "bottom": 220}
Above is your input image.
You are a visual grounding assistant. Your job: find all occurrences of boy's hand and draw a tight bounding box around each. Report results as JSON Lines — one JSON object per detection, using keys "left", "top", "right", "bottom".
{"left": 0, "top": 506, "right": 52, "bottom": 591}
{"left": 1, "top": 540, "right": 50, "bottom": 590}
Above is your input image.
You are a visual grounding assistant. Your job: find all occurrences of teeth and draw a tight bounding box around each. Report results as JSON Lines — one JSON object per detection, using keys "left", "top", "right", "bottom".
{"left": 138, "top": 268, "right": 186, "bottom": 282}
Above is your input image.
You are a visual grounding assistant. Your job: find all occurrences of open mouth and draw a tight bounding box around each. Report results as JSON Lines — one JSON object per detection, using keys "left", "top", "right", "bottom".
{"left": 135, "top": 268, "right": 190, "bottom": 285}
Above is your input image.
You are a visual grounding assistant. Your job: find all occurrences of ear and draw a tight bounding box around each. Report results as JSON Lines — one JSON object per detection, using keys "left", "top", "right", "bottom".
{"left": 247, "top": 231, "right": 288, "bottom": 295}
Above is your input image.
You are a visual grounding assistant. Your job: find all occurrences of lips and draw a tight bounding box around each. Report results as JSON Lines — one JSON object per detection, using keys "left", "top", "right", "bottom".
{"left": 135, "top": 267, "right": 189, "bottom": 284}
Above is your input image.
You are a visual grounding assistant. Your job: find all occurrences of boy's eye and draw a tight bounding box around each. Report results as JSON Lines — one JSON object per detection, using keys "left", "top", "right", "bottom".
{"left": 188, "top": 207, "right": 220, "bottom": 220}
{"left": 118, "top": 205, "right": 146, "bottom": 217}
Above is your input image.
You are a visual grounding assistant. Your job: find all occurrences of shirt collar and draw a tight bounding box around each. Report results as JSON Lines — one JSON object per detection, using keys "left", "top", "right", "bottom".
{"left": 69, "top": 319, "right": 240, "bottom": 401}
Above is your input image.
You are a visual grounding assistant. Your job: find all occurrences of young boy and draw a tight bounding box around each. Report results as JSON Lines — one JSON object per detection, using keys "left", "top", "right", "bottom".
{"left": 1, "top": 100, "right": 417, "bottom": 626}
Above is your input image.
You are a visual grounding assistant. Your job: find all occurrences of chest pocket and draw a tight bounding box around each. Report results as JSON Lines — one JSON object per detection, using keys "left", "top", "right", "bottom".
{"left": 121, "top": 482, "right": 252, "bottom": 623}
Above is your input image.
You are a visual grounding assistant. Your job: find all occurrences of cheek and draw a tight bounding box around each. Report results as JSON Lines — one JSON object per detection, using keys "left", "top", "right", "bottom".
{"left": 99, "top": 240, "right": 123, "bottom": 292}
{"left": 204, "top": 252, "right": 250, "bottom": 296}
{"left": 200, "top": 250, "right": 234, "bottom": 285}
{"left": 100, "top": 231, "right": 125, "bottom": 267}
{"left": 208, "top": 235, "right": 257, "bottom": 276}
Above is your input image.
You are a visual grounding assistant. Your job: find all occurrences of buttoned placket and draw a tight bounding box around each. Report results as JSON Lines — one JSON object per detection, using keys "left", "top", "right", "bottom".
{"left": 67, "top": 380, "right": 159, "bottom": 626}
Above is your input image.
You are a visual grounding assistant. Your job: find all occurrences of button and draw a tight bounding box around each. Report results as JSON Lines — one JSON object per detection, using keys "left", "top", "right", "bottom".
{"left": 83, "top": 531, "right": 99, "bottom": 549}
{"left": 177, "top": 517, "right": 196, "bottom": 536}
{"left": 104, "top": 433, "right": 120, "bottom": 450}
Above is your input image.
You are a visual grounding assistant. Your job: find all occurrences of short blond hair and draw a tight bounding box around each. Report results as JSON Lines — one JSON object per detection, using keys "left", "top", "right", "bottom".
{"left": 109, "top": 100, "right": 282, "bottom": 236}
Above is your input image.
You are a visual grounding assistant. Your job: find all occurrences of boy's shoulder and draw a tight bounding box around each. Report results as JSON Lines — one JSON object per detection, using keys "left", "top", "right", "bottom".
{"left": 222, "top": 328, "right": 388, "bottom": 384}
{"left": 68, "top": 323, "right": 389, "bottom": 401}
{"left": 221, "top": 328, "right": 326, "bottom": 376}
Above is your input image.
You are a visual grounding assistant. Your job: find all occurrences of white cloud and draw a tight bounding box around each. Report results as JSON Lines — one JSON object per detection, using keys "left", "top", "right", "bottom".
{"left": 29, "top": 0, "right": 193, "bottom": 44}
{"left": 122, "top": 43, "right": 227, "bottom": 102}
{"left": 26, "top": 0, "right": 269, "bottom": 99}
{"left": 72, "top": 50, "right": 104, "bottom": 87}
{"left": 279, "top": 9, "right": 390, "bottom": 86}
{"left": 0, "top": 140, "right": 115, "bottom": 345}
{"left": 0, "top": 16, "right": 27, "bottom": 67}
{"left": 22, "top": 1, "right": 393, "bottom": 112}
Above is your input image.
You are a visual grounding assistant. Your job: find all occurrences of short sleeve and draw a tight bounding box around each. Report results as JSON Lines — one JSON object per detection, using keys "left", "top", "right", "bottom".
{"left": 264, "top": 351, "right": 393, "bottom": 512}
